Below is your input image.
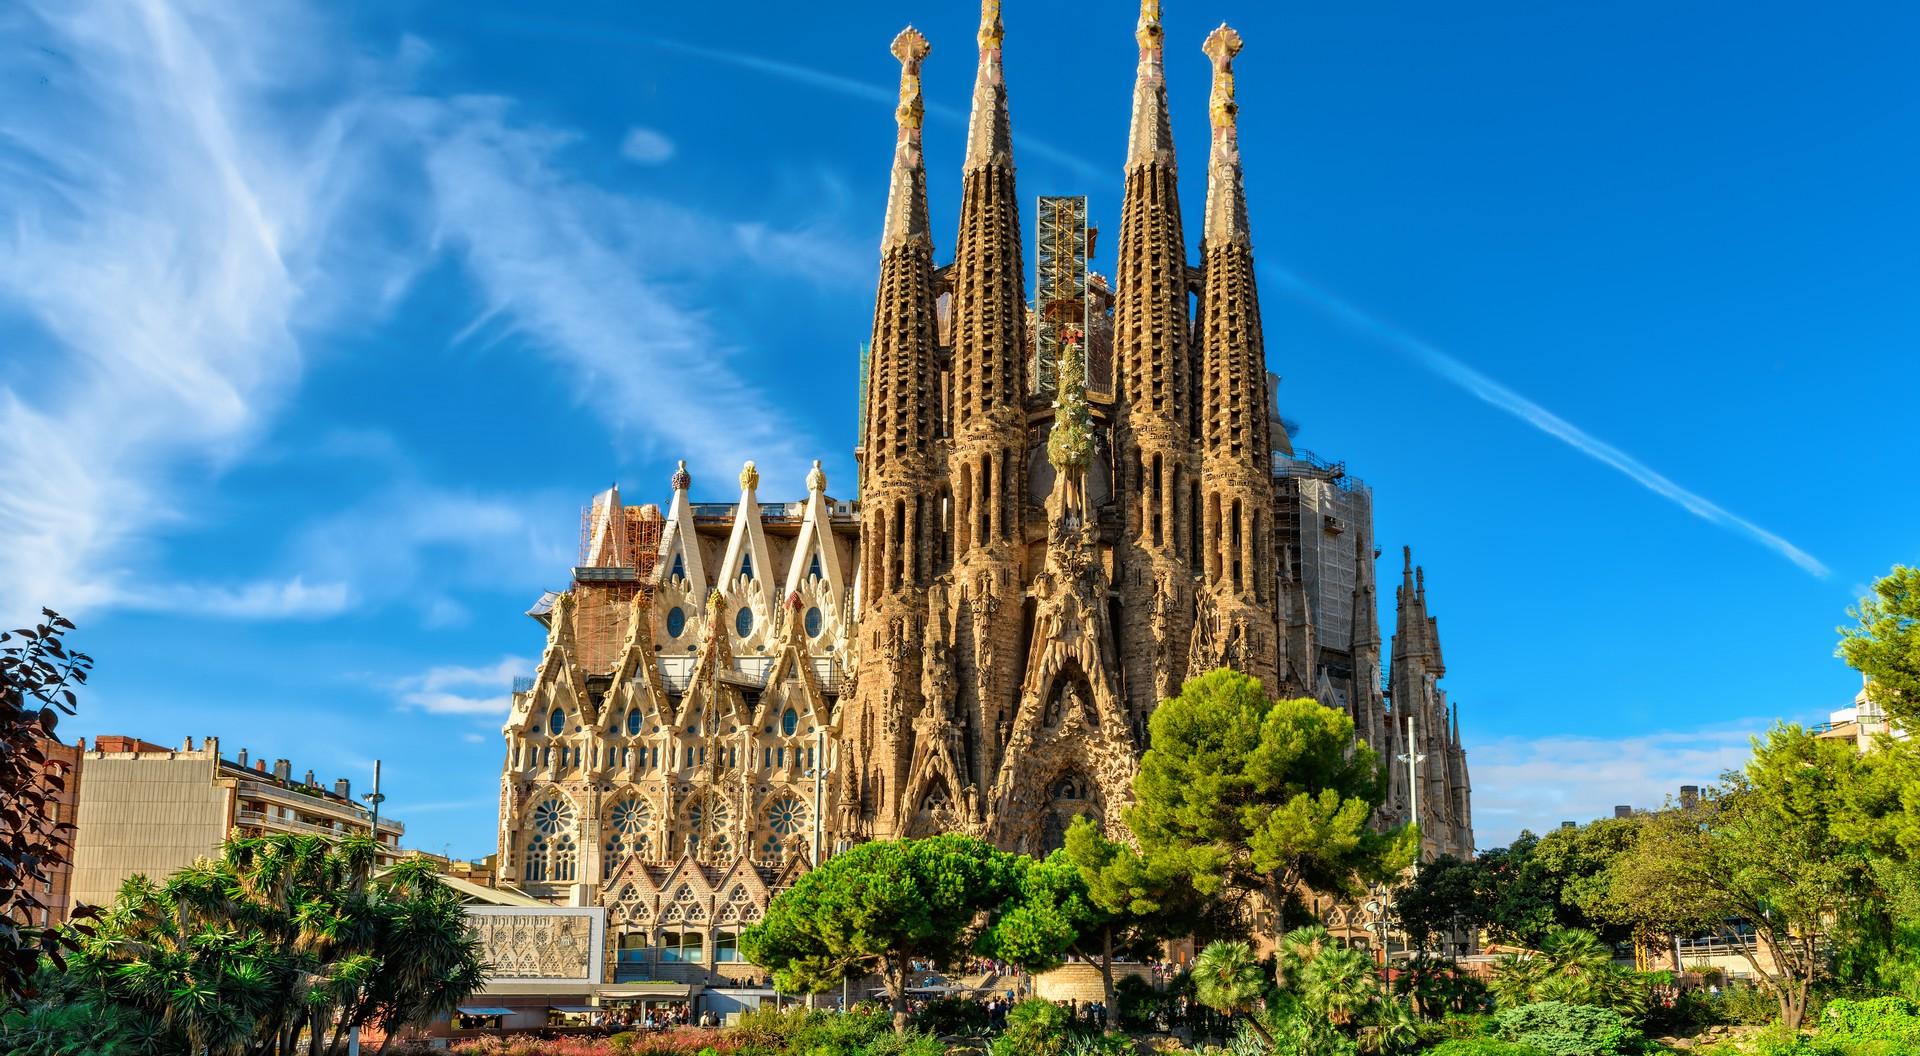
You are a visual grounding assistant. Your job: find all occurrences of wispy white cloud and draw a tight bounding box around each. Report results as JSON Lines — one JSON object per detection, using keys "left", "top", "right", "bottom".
{"left": 393, "top": 655, "right": 531, "bottom": 717}
{"left": 620, "top": 126, "right": 675, "bottom": 165}
{"left": 119, "top": 577, "right": 352, "bottom": 620}
{"left": 1467, "top": 717, "right": 1790, "bottom": 847}
{"left": 648, "top": 35, "right": 1107, "bottom": 182}
{"left": 0, "top": 0, "right": 414, "bottom": 625}
{"left": 1265, "top": 266, "right": 1831, "bottom": 579}
{"left": 0, "top": 2, "right": 856, "bottom": 623}
{"left": 399, "top": 93, "right": 826, "bottom": 476}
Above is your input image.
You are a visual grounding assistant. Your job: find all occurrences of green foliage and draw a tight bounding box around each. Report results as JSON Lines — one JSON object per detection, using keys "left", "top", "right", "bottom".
{"left": 1607, "top": 727, "right": 1882, "bottom": 1029}
{"left": 1192, "top": 940, "right": 1270, "bottom": 1021}
{"left": 730, "top": 1006, "right": 892, "bottom": 1056}
{"left": 1818, "top": 996, "right": 1920, "bottom": 1048}
{"left": 35, "top": 833, "right": 485, "bottom": 1056}
{"left": 741, "top": 835, "right": 1017, "bottom": 1028}
{"left": 1128, "top": 669, "right": 1413, "bottom": 940}
{"left": 1394, "top": 956, "right": 1491, "bottom": 1018}
{"left": 1472, "top": 820, "right": 1646, "bottom": 950}
{"left": 992, "top": 999, "right": 1072, "bottom": 1056}
{"left": 1492, "top": 1001, "right": 1643, "bottom": 1056}
{"left": 1715, "top": 985, "right": 1785, "bottom": 1028}
{"left": 909, "top": 996, "right": 988, "bottom": 1037}
{"left": 1426, "top": 1040, "right": 1555, "bottom": 1056}
{"left": 0, "top": 985, "right": 163, "bottom": 1056}
{"left": 1838, "top": 565, "right": 1920, "bottom": 728}
{"left": 1393, "top": 854, "right": 1490, "bottom": 953}
{"left": 1484, "top": 928, "right": 1649, "bottom": 1021}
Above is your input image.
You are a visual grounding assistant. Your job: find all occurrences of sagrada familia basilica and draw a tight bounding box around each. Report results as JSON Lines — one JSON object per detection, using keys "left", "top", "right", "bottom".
{"left": 495, "top": 0, "right": 1473, "bottom": 977}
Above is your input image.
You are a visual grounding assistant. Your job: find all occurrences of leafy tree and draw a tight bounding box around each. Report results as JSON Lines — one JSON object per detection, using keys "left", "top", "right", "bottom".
{"left": 1128, "top": 669, "right": 1415, "bottom": 943}
{"left": 1391, "top": 854, "right": 1489, "bottom": 954}
{"left": 1607, "top": 726, "right": 1877, "bottom": 1029}
{"left": 741, "top": 834, "right": 1018, "bottom": 1033}
{"left": 1839, "top": 564, "right": 1920, "bottom": 727}
{"left": 983, "top": 818, "right": 1199, "bottom": 1032}
{"left": 0, "top": 610, "right": 92, "bottom": 1002}
{"left": 1470, "top": 819, "right": 1644, "bottom": 949}
{"left": 1191, "top": 939, "right": 1274, "bottom": 1044}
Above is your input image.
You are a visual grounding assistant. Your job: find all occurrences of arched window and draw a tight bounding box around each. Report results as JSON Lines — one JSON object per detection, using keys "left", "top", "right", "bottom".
{"left": 684, "top": 792, "right": 732, "bottom": 859}
{"left": 804, "top": 606, "right": 823, "bottom": 637}
{"left": 665, "top": 606, "right": 687, "bottom": 638}
{"left": 807, "top": 552, "right": 823, "bottom": 581}
{"left": 735, "top": 607, "right": 754, "bottom": 637}
{"left": 780, "top": 708, "right": 799, "bottom": 736}
{"left": 669, "top": 552, "right": 686, "bottom": 581}
{"left": 739, "top": 553, "right": 754, "bottom": 581}
{"left": 603, "top": 795, "right": 655, "bottom": 877}
{"left": 527, "top": 795, "right": 577, "bottom": 882}
{"left": 548, "top": 708, "right": 566, "bottom": 735}
{"left": 626, "top": 709, "right": 643, "bottom": 736}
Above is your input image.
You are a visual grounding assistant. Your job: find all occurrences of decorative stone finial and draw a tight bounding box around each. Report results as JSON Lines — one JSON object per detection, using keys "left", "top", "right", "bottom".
{"left": 1203, "top": 25, "right": 1243, "bottom": 132}
{"left": 978, "top": 0, "right": 1002, "bottom": 50}
{"left": 1201, "top": 24, "right": 1249, "bottom": 243}
{"left": 881, "top": 28, "right": 933, "bottom": 249}
{"left": 739, "top": 460, "right": 760, "bottom": 493}
{"left": 671, "top": 459, "right": 691, "bottom": 491}
{"left": 1136, "top": 0, "right": 1163, "bottom": 54}
{"left": 707, "top": 588, "right": 726, "bottom": 617}
{"left": 891, "top": 27, "right": 930, "bottom": 133}
{"left": 806, "top": 459, "right": 827, "bottom": 495}
{"left": 963, "top": 3, "right": 1012, "bottom": 173}
{"left": 1403, "top": 545, "right": 1413, "bottom": 573}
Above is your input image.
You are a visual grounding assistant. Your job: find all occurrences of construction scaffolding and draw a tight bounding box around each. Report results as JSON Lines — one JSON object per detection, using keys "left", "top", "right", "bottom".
{"left": 571, "top": 501, "right": 665, "bottom": 674}
{"left": 1032, "top": 195, "right": 1090, "bottom": 399}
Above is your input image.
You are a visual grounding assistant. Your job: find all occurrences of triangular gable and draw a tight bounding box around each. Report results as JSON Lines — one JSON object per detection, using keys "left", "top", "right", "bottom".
{"left": 655, "top": 462, "right": 709, "bottom": 599}
{"left": 717, "top": 462, "right": 775, "bottom": 614}
{"left": 584, "top": 486, "right": 629, "bottom": 567}
{"left": 782, "top": 461, "right": 847, "bottom": 607}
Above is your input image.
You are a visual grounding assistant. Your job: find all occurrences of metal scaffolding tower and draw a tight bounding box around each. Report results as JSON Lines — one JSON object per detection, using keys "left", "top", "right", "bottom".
{"left": 1032, "top": 195, "right": 1090, "bottom": 399}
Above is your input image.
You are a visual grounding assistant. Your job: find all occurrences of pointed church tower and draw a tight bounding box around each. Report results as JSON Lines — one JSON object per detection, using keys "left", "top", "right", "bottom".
{"left": 946, "top": 0, "right": 1028, "bottom": 802}
{"left": 1113, "top": 0, "right": 1200, "bottom": 724}
{"left": 1389, "top": 546, "right": 1472, "bottom": 859}
{"left": 1191, "top": 25, "right": 1279, "bottom": 687}
{"left": 849, "top": 27, "right": 941, "bottom": 837}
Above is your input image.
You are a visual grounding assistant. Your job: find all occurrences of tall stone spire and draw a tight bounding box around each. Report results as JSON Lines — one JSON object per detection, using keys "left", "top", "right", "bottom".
{"left": 850, "top": 27, "right": 940, "bottom": 837}
{"left": 1113, "top": 0, "right": 1199, "bottom": 721}
{"left": 1194, "top": 23, "right": 1277, "bottom": 686}
{"left": 945, "top": 0, "right": 1028, "bottom": 799}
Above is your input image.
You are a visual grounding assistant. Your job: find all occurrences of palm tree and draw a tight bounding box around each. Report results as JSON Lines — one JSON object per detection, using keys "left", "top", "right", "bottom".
{"left": 1192, "top": 940, "right": 1274, "bottom": 1043}
{"left": 1274, "top": 925, "right": 1333, "bottom": 991}
{"left": 1357, "top": 998, "right": 1422, "bottom": 1055}
{"left": 1302, "top": 945, "right": 1380, "bottom": 1028}
{"left": 1487, "top": 952, "right": 1550, "bottom": 1008}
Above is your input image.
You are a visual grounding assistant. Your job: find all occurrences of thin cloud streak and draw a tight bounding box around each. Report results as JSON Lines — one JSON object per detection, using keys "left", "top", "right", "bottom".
{"left": 649, "top": 36, "right": 1107, "bottom": 183}
{"left": 1265, "top": 266, "right": 1830, "bottom": 579}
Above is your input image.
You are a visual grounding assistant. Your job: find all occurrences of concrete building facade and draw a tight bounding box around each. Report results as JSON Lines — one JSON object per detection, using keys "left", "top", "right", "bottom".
{"left": 68, "top": 735, "right": 404, "bottom": 912}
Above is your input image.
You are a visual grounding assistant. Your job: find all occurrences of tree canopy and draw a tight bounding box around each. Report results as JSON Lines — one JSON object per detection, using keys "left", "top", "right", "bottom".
{"left": 1126, "top": 668, "right": 1415, "bottom": 943}
{"left": 1839, "top": 564, "right": 1920, "bottom": 727}
{"left": 5, "top": 833, "right": 485, "bottom": 1056}
{"left": 1605, "top": 725, "right": 1878, "bottom": 1028}
{"left": 741, "top": 834, "right": 1018, "bottom": 1032}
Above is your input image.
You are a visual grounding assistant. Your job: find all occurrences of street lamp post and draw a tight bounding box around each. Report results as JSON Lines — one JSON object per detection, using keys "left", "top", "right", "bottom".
{"left": 1397, "top": 712, "right": 1425, "bottom": 873}
{"left": 363, "top": 759, "right": 386, "bottom": 860}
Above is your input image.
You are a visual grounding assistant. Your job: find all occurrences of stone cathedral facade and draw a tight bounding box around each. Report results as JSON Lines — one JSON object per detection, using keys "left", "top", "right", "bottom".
{"left": 496, "top": 1, "right": 1472, "bottom": 979}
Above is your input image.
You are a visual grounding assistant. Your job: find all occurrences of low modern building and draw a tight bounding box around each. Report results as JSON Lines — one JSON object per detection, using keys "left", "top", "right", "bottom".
{"left": 67, "top": 734, "right": 405, "bottom": 913}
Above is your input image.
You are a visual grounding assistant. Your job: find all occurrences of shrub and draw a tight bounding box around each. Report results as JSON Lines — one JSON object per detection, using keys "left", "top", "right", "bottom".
{"left": 1818, "top": 996, "right": 1920, "bottom": 1048}
{"left": 1427, "top": 1040, "right": 1555, "bottom": 1056}
{"left": 1493, "top": 1001, "right": 1643, "bottom": 1056}
{"left": 1717, "top": 985, "right": 1783, "bottom": 1027}
{"left": 864, "top": 1030, "right": 946, "bottom": 1056}
{"left": 992, "top": 1000, "right": 1071, "bottom": 1056}
{"left": 912, "top": 996, "right": 989, "bottom": 1037}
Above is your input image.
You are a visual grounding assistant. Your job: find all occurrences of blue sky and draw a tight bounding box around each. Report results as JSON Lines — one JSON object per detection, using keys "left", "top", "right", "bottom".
{"left": 3, "top": 0, "right": 1915, "bottom": 858}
